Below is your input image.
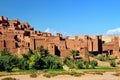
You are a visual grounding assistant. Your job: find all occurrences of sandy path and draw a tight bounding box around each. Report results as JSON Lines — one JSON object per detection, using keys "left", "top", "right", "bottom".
{"left": 0, "top": 72, "right": 120, "bottom": 80}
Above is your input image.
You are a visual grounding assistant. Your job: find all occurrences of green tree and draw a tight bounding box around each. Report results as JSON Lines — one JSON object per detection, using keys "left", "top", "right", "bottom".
{"left": 29, "top": 55, "right": 35, "bottom": 69}
{"left": 63, "top": 56, "right": 76, "bottom": 69}
{"left": 9, "top": 55, "right": 19, "bottom": 66}
{"left": 28, "top": 48, "right": 34, "bottom": 54}
{"left": 22, "top": 49, "right": 34, "bottom": 60}
{"left": 0, "top": 56, "right": 6, "bottom": 71}
{"left": 22, "top": 54, "right": 30, "bottom": 60}
{"left": 42, "top": 55, "right": 62, "bottom": 69}
{"left": 29, "top": 54, "right": 40, "bottom": 69}
{"left": 0, "top": 56, "right": 13, "bottom": 72}
{"left": 0, "top": 48, "right": 10, "bottom": 56}
{"left": 70, "top": 50, "right": 79, "bottom": 60}
{"left": 38, "top": 45, "right": 49, "bottom": 57}
{"left": 17, "top": 58, "right": 29, "bottom": 70}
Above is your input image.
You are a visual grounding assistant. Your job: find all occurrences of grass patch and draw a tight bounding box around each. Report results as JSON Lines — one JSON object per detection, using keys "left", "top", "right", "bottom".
{"left": 42, "top": 69, "right": 65, "bottom": 72}
{"left": 67, "top": 71, "right": 85, "bottom": 77}
{"left": 77, "top": 67, "right": 120, "bottom": 71}
{"left": 96, "top": 67, "right": 119, "bottom": 70}
{"left": 0, "top": 69, "right": 65, "bottom": 76}
{"left": 1, "top": 77, "right": 18, "bottom": 80}
{"left": 30, "top": 73, "right": 37, "bottom": 78}
{"left": 92, "top": 72, "right": 104, "bottom": 75}
{"left": 43, "top": 71, "right": 85, "bottom": 78}
{"left": 83, "top": 71, "right": 104, "bottom": 75}
{"left": 0, "top": 67, "right": 120, "bottom": 78}
{"left": 43, "top": 73, "right": 58, "bottom": 78}
{"left": 112, "top": 73, "right": 120, "bottom": 76}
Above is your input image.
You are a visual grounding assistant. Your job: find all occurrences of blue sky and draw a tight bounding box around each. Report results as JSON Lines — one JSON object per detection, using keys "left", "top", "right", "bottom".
{"left": 1, "top": 0, "right": 120, "bottom": 36}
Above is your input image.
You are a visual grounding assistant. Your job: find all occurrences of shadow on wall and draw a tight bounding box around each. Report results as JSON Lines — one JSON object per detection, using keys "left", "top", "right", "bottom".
{"left": 98, "top": 37, "right": 102, "bottom": 54}
{"left": 55, "top": 46, "right": 60, "bottom": 56}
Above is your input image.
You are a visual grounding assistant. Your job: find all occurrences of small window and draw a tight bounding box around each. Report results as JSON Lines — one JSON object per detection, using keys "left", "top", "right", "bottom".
{"left": 28, "top": 43, "right": 30, "bottom": 47}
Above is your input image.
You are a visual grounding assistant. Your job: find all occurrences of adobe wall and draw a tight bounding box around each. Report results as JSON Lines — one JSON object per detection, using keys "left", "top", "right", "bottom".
{"left": 0, "top": 16, "right": 120, "bottom": 59}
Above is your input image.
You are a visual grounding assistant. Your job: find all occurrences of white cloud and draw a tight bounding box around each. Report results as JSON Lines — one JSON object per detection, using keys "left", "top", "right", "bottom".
{"left": 63, "top": 32, "right": 72, "bottom": 36}
{"left": 44, "top": 27, "right": 57, "bottom": 35}
{"left": 44, "top": 27, "right": 50, "bottom": 32}
{"left": 44, "top": 27, "right": 71, "bottom": 37}
{"left": 106, "top": 28, "right": 120, "bottom": 35}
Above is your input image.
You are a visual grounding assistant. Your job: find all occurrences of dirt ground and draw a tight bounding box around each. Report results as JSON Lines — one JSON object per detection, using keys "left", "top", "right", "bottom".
{"left": 0, "top": 71, "right": 120, "bottom": 80}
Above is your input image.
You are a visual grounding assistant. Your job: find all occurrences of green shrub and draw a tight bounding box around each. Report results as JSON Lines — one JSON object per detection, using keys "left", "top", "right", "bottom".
{"left": 84, "top": 61, "right": 89, "bottom": 69}
{"left": 42, "top": 55, "right": 63, "bottom": 69}
{"left": 30, "top": 73, "right": 37, "bottom": 78}
{"left": 0, "top": 48, "right": 10, "bottom": 56}
{"left": 17, "top": 58, "right": 29, "bottom": 70}
{"left": 70, "top": 50, "right": 79, "bottom": 56}
{"left": 63, "top": 56, "right": 76, "bottom": 69}
{"left": 98, "top": 54, "right": 117, "bottom": 61}
{"left": 110, "top": 60, "right": 116, "bottom": 67}
{"left": 0, "top": 56, "right": 14, "bottom": 72}
{"left": 98, "top": 54, "right": 106, "bottom": 61}
{"left": 75, "top": 59, "right": 84, "bottom": 69}
{"left": 1, "top": 77, "right": 17, "bottom": 80}
{"left": 90, "top": 60, "right": 98, "bottom": 69}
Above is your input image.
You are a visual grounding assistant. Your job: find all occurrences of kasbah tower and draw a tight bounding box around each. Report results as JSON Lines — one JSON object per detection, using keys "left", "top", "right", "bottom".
{"left": 0, "top": 16, "right": 120, "bottom": 61}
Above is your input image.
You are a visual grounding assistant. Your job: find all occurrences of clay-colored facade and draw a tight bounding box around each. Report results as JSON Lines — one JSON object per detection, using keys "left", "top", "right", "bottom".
{"left": 0, "top": 16, "right": 120, "bottom": 60}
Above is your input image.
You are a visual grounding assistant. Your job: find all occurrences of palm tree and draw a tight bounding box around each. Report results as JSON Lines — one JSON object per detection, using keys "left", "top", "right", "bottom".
{"left": 70, "top": 50, "right": 79, "bottom": 60}
{"left": 38, "top": 45, "right": 49, "bottom": 57}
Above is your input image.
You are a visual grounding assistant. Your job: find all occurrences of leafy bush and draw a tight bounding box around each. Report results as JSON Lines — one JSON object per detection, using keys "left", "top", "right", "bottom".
{"left": 17, "top": 58, "right": 29, "bottom": 70}
{"left": 84, "top": 61, "right": 89, "bottom": 69}
{"left": 0, "top": 48, "right": 10, "bottom": 56}
{"left": 42, "top": 55, "right": 63, "bottom": 69}
{"left": 90, "top": 60, "right": 98, "bottom": 69}
{"left": 0, "top": 55, "right": 19, "bottom": 72}
{"left": 98, "top": 54, "right": 106, "bottom": 61}
{"left": 75, "top": 59, "right": 84, "bottom": 69}
{"left": 70, "top": 50, "right": 79, "bottom": 56}
{"left": 63, "top": 56, "right": 76, "bottom": 69}
{"left": 110, "top": 60, "right": 116, "bottom": 67}
{"left": 30, "top": 73, "right": 37, "bottom": 78}
{"left": 22, "top": 54, "right": 30, "bottom": 60}
{"left": 1, "top": 77, "right": 17, "bottom": 80}
{"left": 98, "top": 54, "right": 117, "bottom": 61}
{"left": 29, "top": 55, "right": 36, "bottom": 69}
{"left": 0, "top": 46, "right": 63, "bottom": 71}
{"left": 38, "top": 45, "right": 49, "bottom": 57}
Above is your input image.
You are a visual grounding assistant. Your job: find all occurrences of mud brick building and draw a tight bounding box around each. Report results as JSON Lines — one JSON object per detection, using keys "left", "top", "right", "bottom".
{"left": 0, "top": 16, "right": 120, "bottom": 60}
